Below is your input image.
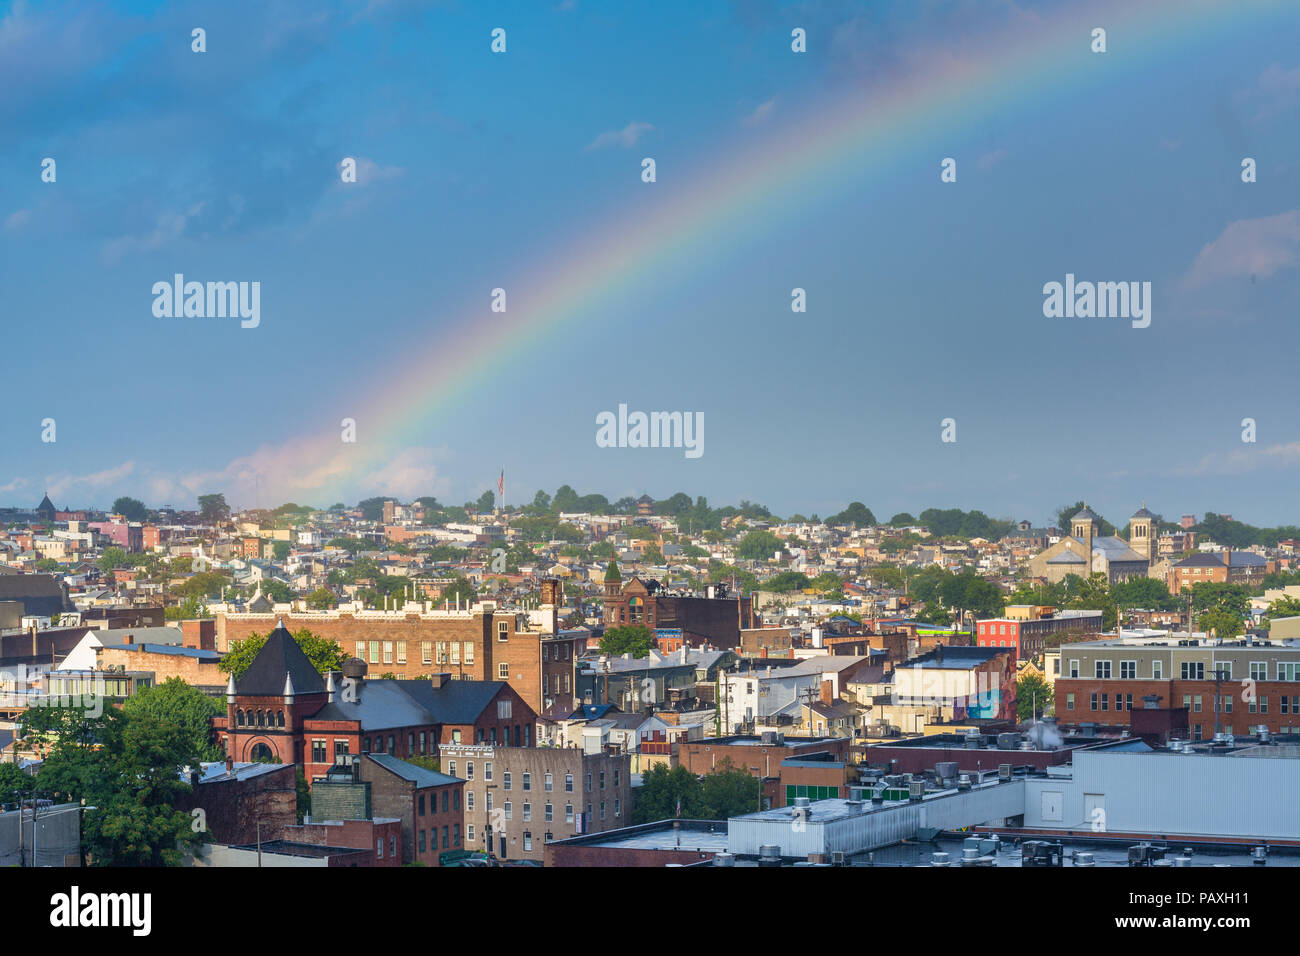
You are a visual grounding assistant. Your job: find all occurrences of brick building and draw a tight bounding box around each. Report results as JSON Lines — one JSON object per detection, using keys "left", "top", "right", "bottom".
{"left": 975, "top": 608, "right": 1104, "bottom": 661}
{"left": 439, "top": 744, "right": 631, "bottom": 863}
{"left": 359, "top": 753, "right": 465, "bottom": 866}
{"left": 1168, "top": 550, "right": 1274, "bottom": 596}
{"left": 1052, "top": 635, "right": 1300, "bottom": 739}
{"left": 214, "top": 621, "right": 537, "bottom": 783}
{"left": 602, "top": 565, "right": 758, "bottom": 649}
{"left": 173, "top": 759, "right": 298, "bottom": 846}
{"left": 217, "top": 602, "right": 546, "bottom": 715}
{"left": 677, "top": 734, "right": 852, "bottom": 809}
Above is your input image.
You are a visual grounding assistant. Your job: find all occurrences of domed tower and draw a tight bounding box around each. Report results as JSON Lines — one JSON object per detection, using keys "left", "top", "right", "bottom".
{"left": 1071, "top": 505, "right": 1100, "bottom": 575}
{"left": 1130, "top": 503, "right": 1157, "bottom": 562}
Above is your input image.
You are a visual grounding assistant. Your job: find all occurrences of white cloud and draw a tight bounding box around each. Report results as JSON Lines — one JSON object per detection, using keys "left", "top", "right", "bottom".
{"left": 45, "top": 461, "right": 136, "bottom": 501}
{"left": 101, "top": 203, "right": 206, "bottom": 264}
{"left": 741, "top": 97, "right": 776, "bottom": 127}
{"left": 586, "top": 121, "right": 653, "bottom": 151}
{"left": 4, "top": 209, "right": 30, "bottom": 231}
{"left": 977, "top": 148, "right": 1008, "bottom": 170}
{"left": 1181, "top": 210, "right": 1300, "bottom": 288}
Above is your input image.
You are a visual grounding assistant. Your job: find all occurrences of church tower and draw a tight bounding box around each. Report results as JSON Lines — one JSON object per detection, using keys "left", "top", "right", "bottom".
{"left": 1130, "top": 503, "right": 1157, "bottom": 562}
{"left": 1071, "top": 505, "right": 1100, "bottom": 575}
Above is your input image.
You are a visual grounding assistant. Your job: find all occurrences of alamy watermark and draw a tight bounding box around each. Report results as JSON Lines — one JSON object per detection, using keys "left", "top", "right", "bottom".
{"left": 152, "top": 274, "right": 260, "bottom": 328}
{"left": 1042, "top": 273, "right": 1150, "bottom": 328}
{"left": 595, "top": 404, "right": 703, "bottom": 459}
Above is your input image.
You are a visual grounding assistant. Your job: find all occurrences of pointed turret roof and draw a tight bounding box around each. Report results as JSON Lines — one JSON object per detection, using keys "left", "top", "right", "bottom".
{"left": 235, "top": 619, "right": 326, "bottom": 697}
{"left": 36, "top": 493, "right": 56, "bottom": 514}
{"left": 604, "top": 561, "right": 622, "bottom": 583}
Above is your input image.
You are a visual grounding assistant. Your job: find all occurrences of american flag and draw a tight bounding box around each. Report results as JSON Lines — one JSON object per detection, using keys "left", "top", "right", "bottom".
{"left": 498, "top": 468, "right": 504, "bottom": 498}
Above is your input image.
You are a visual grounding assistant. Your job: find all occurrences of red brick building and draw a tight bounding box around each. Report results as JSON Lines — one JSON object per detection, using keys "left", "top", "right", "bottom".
{"left": 360, "top": 753, "right": 465, "bottom": 866}
{"left": 602, "top": 564, "right": 758, "bottom": 649}
{"left": 214, "top": 621, "right": 538, "bottom": 784}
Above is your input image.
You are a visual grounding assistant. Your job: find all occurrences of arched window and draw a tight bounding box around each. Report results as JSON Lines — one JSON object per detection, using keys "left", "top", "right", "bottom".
{"left": 257, "top": 710, "right": 265, "bottom": 727}
{"left": 277, "top": 710, "right": 285, "bottom": 727}
{"left": 250, "top": 742, "right": 276, "bottom": 763}
{"left": 236, "top": 709, "right": 244, "bottom": 727}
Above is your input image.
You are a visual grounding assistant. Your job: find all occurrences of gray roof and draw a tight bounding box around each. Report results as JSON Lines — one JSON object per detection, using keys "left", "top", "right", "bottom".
{"left": 0, "top": 573, "right": 76, "bottom": 616}
{"left": 1071, "top": 506, "right": 1100, "bottom": 522}
{"left": 1090, "top": 537, "right": 1147, "bottom": 563}
{"left": 311, "top": 679, "right": 435, "bottom": 727}
{"left": 366, "top": 753, "right": 463, "bottom": 788}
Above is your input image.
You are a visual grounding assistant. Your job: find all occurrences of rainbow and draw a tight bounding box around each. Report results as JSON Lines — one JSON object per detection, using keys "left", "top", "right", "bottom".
{"left": 253, "top": 0, "right": 1277, "bottom": 503}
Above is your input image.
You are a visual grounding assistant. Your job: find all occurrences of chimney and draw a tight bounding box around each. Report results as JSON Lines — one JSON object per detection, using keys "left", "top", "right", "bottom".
{"left": 225, "top": 755, "right": 234, "bottom": 773}
{"left": 821, "top": 679, "right": 834, "bottom": 706}
{"left": 123, "top": 633, "right": 134, "bottom": 645}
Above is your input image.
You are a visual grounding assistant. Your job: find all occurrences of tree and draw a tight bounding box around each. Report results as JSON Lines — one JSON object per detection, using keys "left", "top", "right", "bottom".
{"left": 272, "top": 540, "right": 291, "bottom": 561}
{"left": 97, "top": 547, "right": 128, "bottom": 575}
{"left": 735, "top": 530, "right": 783, "bottom": 561}
{"left": 764, "top": 571, "right": 811, "bottom": 593}
{"left": 532, "top": 490, "right": 551, "bottom": 511}
{"left": 1264, "top": 597, "right": 1300, "bottom": 627}
{"left": 198, "top": 493, "right": 230, "bottom": 524}
{"left": 111, "top": 496, "right": 148, "bottom": 522}
{"left": 1055, "top": 501, "right": 1116, "bottom": 536}
{"left": 219, "top": 628, "right": 346, "bottom": 679}
{"left": 476, "top": 489, "right": 496, "bottom": 513}
{"left": 1200, "top": 607, "right": 1245, "bottom": 639}
{"left": 0, "top": 762, "right": 35, "bottom": 802}
{"left": 642, "top": 545, "right": 665, "bottom": 565}
{"left": 1111, "top": 577, "right": 1176, "bottom": 611}
{"left": 306, "top": 587, "right": 336, "bottom": 610}
{"left": 889, "top": 512, "right": 917, "bottom": 527}
{"left": 121, "top": 678, "right": 224, "bottom": 762}
{"left": 699, "top": 759, "right": 762, "bottom": 817}
{"left": 1016, "top": 671, "right": 1053, "bottom": 721}
{"left": 1188, "top": 582, "right": 1250, "bottom": 618}
{"left": 599, "top": 625, "right": 655, "bottom": 658}
{"left": 631, "top": 764, "right": 704, "bottom": 824}
{"left": 441, "top": 576, "right": 478, "bottom": 607}
{"left": 826, "top": 502, "right": 876, "bottom": 528}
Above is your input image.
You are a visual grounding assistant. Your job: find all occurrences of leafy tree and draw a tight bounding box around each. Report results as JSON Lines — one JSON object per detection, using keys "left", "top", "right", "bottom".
{"left": 1187, "top": 582, "right": 1251, "bottom": 618}
{"left": 97, "top": 547, "right": 128, "bottom": 575}
{"left": 1016, "top": 671, "right": 1053, "bottom": 721}
{"left": 642, "top": 545, "right": 665, "bottom": 565}
{"left": 327, "top": 536, "right": 371, "bottom": 554}
{"left": 1110, "top": 577, "right": 1176, "bottom": 611}
{"left": 258, "top": 580, "right": 295, "bottom": 604}
{"left": 764, "top": 571, "right": 811, "bottom": 592}
{"left": 631, "top": 764, "right": 705, "bottom": 823}
{"left": 121, "top": 678, "right": 224, "bottom": 762}
{"left": 272, "top": 540, "right": 291, "bottom": 561}
{"left": 440, "top": 576, "right": 478, "bottom": 606}
{"left": 1264, "top": 597, "right": 1300, "bottom": 627}
{"left": 475, "top": 489, "right": 496, "bottom": 513}
{"left": 219, "top": 627, "right": 346, "bottom": 679}
{"left": 889, "top": 512, "right": 917, "bottom": 526}
{"left": 599, "top": 625, "right": 655, "bottom": 657}
{"left": 111, "top": 496, "right": 148, "bottom": 522}
{"left": 1054, "top": 501, "right": 1116, "bottom": 536}
{"left": 532, "top": 490, "right": 551, "bottom": 511}
{"left": 198, "top": 493, "right": 231, "bottom": 524}
{"left": 0, "top": 762, "right": 35, "bottom": 803}
{"left": 735, "top": 530, "right": 784, "bottom": 561}
{"left": 35, "top": 557, "right": 61, "bottom": 572}
{"left": 164, "top": 595, "right": 210, "bottom": 621}
{"left": 1200, "top": 607, "right": 1245, "bottom": 639}
{"left": 699, "top": 759, "right": 762, "bottom": 817}
{"left": 826, "top": 502, "right": 876, "bottom": 528}
{"left": 306, "top": 587, "right": 336, "bottom": 610}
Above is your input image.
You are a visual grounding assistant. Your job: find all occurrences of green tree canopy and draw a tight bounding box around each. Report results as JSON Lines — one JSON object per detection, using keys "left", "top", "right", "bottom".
{"left": 111, "top": 496, "right": 148, "bottom": 522}
{"left": 1016, "top": 671, "right": 1053, "bottom": 721}
{"left": 219, "top": 628, "right": 346, "bottom": 679}
{"left": 826, "top": 502, "right": 876, "bottom": 528}
{"left": 735, "top": 530, "right": 783, "bottom": 561}
{"left": 198, "top": 493, "right": 230, "bottom": 523}
{"left": 599, "top": 625, "right": 655, "bottom": 658}
{"left": 763, "top": 571, "right": 811, "bottom": 593}
{"left": 121, "top": 677, "right": 224, "bottom": 762}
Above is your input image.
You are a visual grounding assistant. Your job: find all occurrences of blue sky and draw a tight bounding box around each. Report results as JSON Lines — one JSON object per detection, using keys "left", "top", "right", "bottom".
{"left": 3, "top": 0, "right": 1300, "bottom": 528}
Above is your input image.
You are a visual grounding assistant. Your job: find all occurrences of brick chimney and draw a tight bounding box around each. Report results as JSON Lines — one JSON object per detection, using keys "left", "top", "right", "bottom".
{"left": 123, "top": 633, "right": 134, "bottom": 645}
{"left": 225, "top": 755, "right": 234, "bottom": 773}
{"left": 821, "top": 679, "right": 834, "bottom": 705}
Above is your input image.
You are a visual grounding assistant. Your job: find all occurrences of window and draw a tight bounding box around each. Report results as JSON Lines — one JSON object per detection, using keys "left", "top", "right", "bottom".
{"left": 600, "top": 801, "right": 606, "bottom": 820}
{"left": 419, "top": 731, "right": 426, "bottom": 754}
{"left": 522, "top": 772, "right": 531, "bottom": 792}
{"left": 453, "top": 824, "right": 461, "bottom": 846}
{"left": 390, "top": 835, "right": 396, "bottom": 858}
{"left": 377, "top": 839, "right": 383, "bottom": 859}
{"left": 419, "top": 829, "right": 426, "bottom": 853}
{"left": 1181, "top": 661, "right": 1205, "bottom": 680}
{"left": 565, "top": 803, "right": 574, "bottom": 823}
{"left": 436, "top": 641, "right": 447, "bottom": 664}
{"left": 615, "top": 798, "right": 621, "bottom": 817}
{"left": 312, "top": 739, "right": 327, "bottom": 763}
{"left": 484, "top": 762, "right": 493, "bottom": 782}
{"left": 408, "top": 733, "right": 415, "bottom": 753}
{"left": 498, "top": 621, "right": 509, "bottom": 642}
{"left": 467, "top": 791, "right": 475, "bottom": 811}
{"left": 503, "top": 771, "right": 512, "bottom": 791}
{"left": 614, "top": 768, "right": 620, "bottom": 787}
{"left": 397, "top": 641, "right": 407, "bottom": 664}
{"left": 1066, "top": 692, "right": 1075, "bottom": 711}
{"left": 486, "top": 792, "right": 493, "bottom": 812}
{"left": 419, "top": 794, "right": 426, "bottom": 816}
{"left": 1052, "top": 658, "right": 1060, "bottom": 675}
{"left": 387, "top": 735, "right": 395, "bottom": 754}
{"left": 523, "top": 802, "right": 531, "bottom": 822}
{"left": 442, "top": 826, "right": 449, "bottom": 848}
{"left": 498, "top": 663, "right": 510, "bottom": 680}
{"left": 1125, "top": 694, "right": 1133, "bottom": 710}
{"left": 383, "top": 641, "right": 394, "bottom": 664}
{"left": 355, "top": 641, "right": 365, "bottom": 659}
{"left": 586, "top": 772, "right": 592, "bottom": 791}
{"left": 464, "top": 642, "right": 474, "bottom": 664}
{"left": 467, "top": 824, "right": 475, "bottom": 842}
{"left": 1216, "top": 662, "right": 1232, "bottom": 681}
{"left": 363, "top": 737, "right": 371, "bottom": 753}
{"left": 497, "top": 699, "right": 512, "bottom": 720}
{"left": 1089, "top": 692, "right": 1097, "bottom": 711}
{"left": 524, "top": 832, "right": 533, "bottom": 852}
{"left": 369, "top": 641, "right": 380, "bottom": 664}
{"left": 442, "top": 790, "right": 449, "bottom": 813}
{"left": 1114, "top": 694, "right": 1124, "bottom": 712}
{"left": 1094, "top": 660, "right": 1112, "bottom": 679}
{"left": 545, "top": 772, "right": 553, "bottom": 792}
{"left": 422, "top": 641, "right": 433, "bottom": 664}
{"left": 450, "top": 642, "right": 460, "bottom": 665}
{"left": 1281, "top": 663, "right": 1300, "bottom": 682}
{"left": 599, "top": 771, "right": 605, "bottom": 790}
{"left": 1120, "top": 661, "right": 1136, "bottom": 680}
{"left": 335, "top": 739, "right": 350, "bottom": 758}
{"left": 466, "top": 761, "right": 474, "bottom": 780}
{"left": 453, "top": 790, "right": 461, "bottom": 810}
{"left": 1100, "top": 693, "right": 1108, "bottom": 711}
{"left": 1251, "top": 661, "right": 1268, "bottom": 681}
{"left": 1193, "top": 695, "right": 1202, "bottom": 713}
{"left": 1152, "top": 660, "right": 1163, "bottom": 679}
{"left": 1069, "top": 660, "right": 1080, "bottom": 679}
{"left": 1260, "top": 696, "right": 1269, "bottom": 714}
{"left": 447, "top": 760, "right": 456, "bottom": 777}
{"left": 545, "top": 803, "right": 553, "bottom": 822}
{"left": 565, "top": 773, "right": 574, "bottom": 792}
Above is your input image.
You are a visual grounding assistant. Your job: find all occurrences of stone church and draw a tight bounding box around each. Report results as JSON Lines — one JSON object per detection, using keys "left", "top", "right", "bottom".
{"left": 1027, "top": 504, "right": 1155, "bottom": 584}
